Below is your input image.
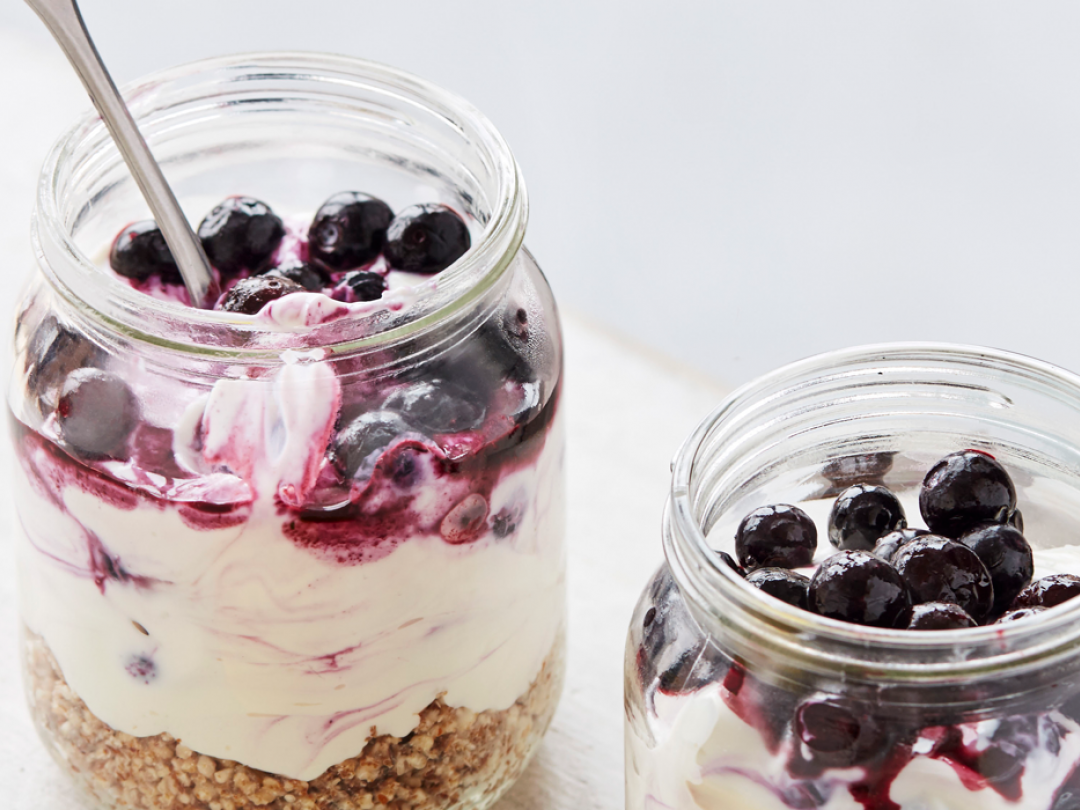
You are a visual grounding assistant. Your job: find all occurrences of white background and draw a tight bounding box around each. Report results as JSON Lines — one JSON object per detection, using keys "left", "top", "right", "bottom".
{"left": 3, "top": 1, "right": 1080, "bottom": 387}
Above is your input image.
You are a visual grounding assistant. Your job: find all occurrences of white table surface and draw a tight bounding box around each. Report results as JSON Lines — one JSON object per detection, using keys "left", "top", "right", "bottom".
{"left": 0, "top": 28, "right": 731, "bottom": 810}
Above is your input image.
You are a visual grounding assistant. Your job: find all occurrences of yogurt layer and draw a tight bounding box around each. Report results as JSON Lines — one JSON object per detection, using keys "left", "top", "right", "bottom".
{"left": 628, "top": 676, "right": 1080, "bottom": 810}
{"left": 15, "top": 352, "right": 565, "bottom": 780}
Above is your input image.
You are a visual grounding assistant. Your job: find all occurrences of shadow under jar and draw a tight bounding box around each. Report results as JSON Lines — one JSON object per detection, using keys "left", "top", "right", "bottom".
{"left": 625, "top": 344, "right": 1080, "bottom": 810}
{"left": 11, "top": 53, "right": 565, "bottom": 810}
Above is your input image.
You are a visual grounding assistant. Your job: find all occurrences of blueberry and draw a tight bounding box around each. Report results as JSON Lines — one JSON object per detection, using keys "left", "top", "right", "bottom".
{"left": 330, "top": 411, "right": 412, "bottom": 479}
{"left": 973, "top": 716, "right": 1039, "bottom": 801}
{"left": 904, "top": 602, "right": 977, "bottom": 630}
{"left": 959, "top": 523, "right": 1034, "bottom": 617}
{"left": 490, "top": 504, "right": 524, "bottom": 538}
{"left": 25, "top": 316, "right": 102, "bottom": 402}
{"left": 996, "top": 606, "right": 1048, "bottom": 624}
{"left": 828, "top": 484, "right": 906, "bottom": 551}
{"left": 264, "top": 263, "right": 329, "bottom": 292}
{"left": 746, "top": 567, "right": 810, "bottom": 610}
{"left": 218, "top": 276, "right": 306, "bottom": 315}
{"left": 919, "top": 450, "right": 1016, "bottom": 538}
{"left": 717, "top": 551, "right": 746, "bottom": 578}
{"left": 822, "top": 452, "right": 895, "bottom": 491}
{"left": 873, "top": 527, "right": 929, "bottom": 563}
{"left": 382, "top": 379, "right": 486, "bottom": 434}
{"left": 309, "top": 192, "right": 394, "bottom": 270}
{"left": 734, "top": 504, "right": 817, "bottom": 570}
{"left": 442, "top": 319, "right": 537, "bottom": 391}
{"left": 341, "top": 270, "right": 387, "bottom": 302}
{"left": 809, "top": 550, "right": 911, "bottom": 627}
{"left": 657, "top": 638, "right": 730, "bottom": 695}
{"left": 198, "top": 197, "right": 285, "bottom": 277}
{"left": 1012, "top": 574, "right": 1080, "bottom": 610}
{"left": 384, "top": 204, "right": 471, "bottom": 274}
{"left": 57, "top": 368, "right": 139, "bottom": 459}
{"left": 892, "top": 536, "right": 995, "bottom": 623}
{"left": 109, "top": 221, "right": 181, "bottom": 283}
{"left": 638, "top": 572, "right": 679, "bottom": 684}
{"left": 794, "top": 696, "right": 888, "bottom": 768}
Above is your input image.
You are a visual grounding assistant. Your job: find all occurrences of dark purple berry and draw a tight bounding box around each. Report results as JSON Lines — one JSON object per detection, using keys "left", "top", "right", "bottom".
{"left": 892, "top": 536, "right": 994, "bottom": 623}
{"left": 959, "top": 523, "right": 1034, "bottom": 617}
{"left": 330, "top": 411, "right": 412, "bottom": 479}
{"left": 264, "top": 263, "right": 329, "bottom": 292}
{"left": 822, "top": 452, "right": 895, "bottom": 491}
{"left": 309, "top": 192, "right": 393, "bottom": 270}
{"left": 938, "top": 716, "right": 1038, "bottom": 800}
{"left": 198, "top": 197, "right": 285, "bottom": 278}
{"left": 382, "top": 379, "right": 486, "bottom": 434}
{"left": 384, "top": 204, "right": 471, "bottom": 274}
{"left": 919, "top": 450, "right": 1016, "bottom": 538}
{"left": 828, "top": 484, "right": 906, "bottom": 551}
{"left": 341, "top": 270, "right": 387, "bottom": 302}
{"left": 717, "top": 551, "right": 746, "bottom": 578}
{"left": 490, "top": 504, "right": 524, "bottom": 539}
{"left": 746, "top": 567, "right": 810, "bottom": 610}
{"left": 218, "top": 276, "right": 306, "bottom": 315}
{"left": 904, "top": 602, "right": 977, "bottom": 630}
{"left": 434, "top": 319, "right": 537, "bottom": 394}
{"left": 734, "top": 505, "right": 817, "bottom": 571}
{"left": 1012, "top": 574, "right": 1080, "bottom": 611}
{"left": 57, "top": 368, "right": 139, "bottom": 459}
{"left": 874, "top": 527, "right": 929, "bottom": 563}
{"left": 25, "top": 316, "right": 102, "bottom": 401}
{"left": 997, "top": 606, "right": 1048, "bottom": 623}
{"left": 657, "top": 638, "right": 729, "bottom": 695}
{"left": 109, "top": 221, "right": 181, "bottom": 283}
{"left": 794, "top": 697, "right": 887, "bottom": 768}
{"left": 809, "top": 550, "right": 911, "bottom": 627}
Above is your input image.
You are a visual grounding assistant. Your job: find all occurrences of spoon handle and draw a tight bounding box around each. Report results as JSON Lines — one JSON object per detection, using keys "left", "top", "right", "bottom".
{"left": 25, "top": 0, "right": 220, "bottom": 308}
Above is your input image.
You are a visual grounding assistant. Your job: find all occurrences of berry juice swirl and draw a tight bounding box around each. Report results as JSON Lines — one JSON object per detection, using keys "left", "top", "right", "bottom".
{"left": 12, "top": 191, "right": 566, "bottom": 781}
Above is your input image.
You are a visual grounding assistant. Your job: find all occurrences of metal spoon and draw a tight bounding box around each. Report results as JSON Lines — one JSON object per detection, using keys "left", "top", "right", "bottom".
{"left": 25, "top": 0, "right": 219, "bottom": 308}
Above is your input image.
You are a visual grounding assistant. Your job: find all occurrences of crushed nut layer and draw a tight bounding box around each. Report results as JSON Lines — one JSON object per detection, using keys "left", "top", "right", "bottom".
{"left": 24, "top": 630, "right": 563, "bottom": 810}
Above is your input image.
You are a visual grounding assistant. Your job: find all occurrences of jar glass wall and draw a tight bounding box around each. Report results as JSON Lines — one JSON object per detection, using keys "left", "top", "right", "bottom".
{"left": 12, "top": 53, "right": 565, "bottom": 810}
{"left": 626, "top": 344, "right": 1080, "bottom": 810}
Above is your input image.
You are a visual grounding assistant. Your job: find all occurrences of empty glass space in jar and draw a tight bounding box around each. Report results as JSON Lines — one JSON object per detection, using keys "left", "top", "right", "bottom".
{"left": 12, "top": 53, "right": 565, "bottom": 810}
{"left": 626, "top": 344, "right": 1080, "bottom": 810}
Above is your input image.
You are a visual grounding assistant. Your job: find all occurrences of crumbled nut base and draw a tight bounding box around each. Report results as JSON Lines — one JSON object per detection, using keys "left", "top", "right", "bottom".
{"left": 23, "top": 629, "right": 563, "bottom": 810}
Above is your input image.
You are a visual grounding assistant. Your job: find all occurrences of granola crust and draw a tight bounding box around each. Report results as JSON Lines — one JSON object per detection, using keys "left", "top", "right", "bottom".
{"left": 23, "top": 629, "right": 563, "bottom": 810}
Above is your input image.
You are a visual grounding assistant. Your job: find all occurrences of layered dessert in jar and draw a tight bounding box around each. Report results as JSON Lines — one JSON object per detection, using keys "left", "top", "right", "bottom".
{"left": 625, "top": 346, "right": 1080, "bottom": 810}
{"left": 11, "top": 55, "right": 565, "bottom": 810}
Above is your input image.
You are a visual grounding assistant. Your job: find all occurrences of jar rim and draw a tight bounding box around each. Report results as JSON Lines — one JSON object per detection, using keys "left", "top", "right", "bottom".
{"left": 32, "top": 51, "right": 528, "bottom": 359}
{"left": 666, "top": 342, "right": 1080, "bottom": 682}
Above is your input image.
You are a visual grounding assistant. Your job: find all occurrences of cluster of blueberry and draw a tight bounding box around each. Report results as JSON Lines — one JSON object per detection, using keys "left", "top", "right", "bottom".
{"left": 639, "top": 561, "right": 1080, "bottom": 807}
{"left": 109, "top": 192, "right": 472, "bottom": 314}
{"left": 724, "top": 450, "right": 1080, "bottom": 629}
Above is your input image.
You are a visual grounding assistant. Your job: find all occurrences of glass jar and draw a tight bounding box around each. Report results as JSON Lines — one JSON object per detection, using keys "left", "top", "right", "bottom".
{"left": 11, "top": 53, "right": 565, "bottom": 810}
{"left": 625, "top": 344, "right": 1080, "bottom": 810}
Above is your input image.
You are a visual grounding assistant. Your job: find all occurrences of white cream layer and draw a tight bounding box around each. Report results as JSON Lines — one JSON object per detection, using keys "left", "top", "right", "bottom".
{"left": 627, "top": 680, "right": 1080, "bottom": 810}
{"left": 16, "top": 359, "right": 566, "bottom": 780}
